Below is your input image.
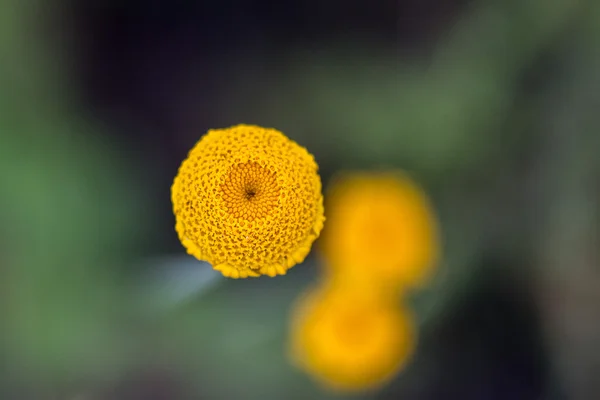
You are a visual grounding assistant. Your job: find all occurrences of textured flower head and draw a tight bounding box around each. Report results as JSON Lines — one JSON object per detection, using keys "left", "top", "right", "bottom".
{"left": 171, "top": 124, "right": 325, "bottom": 278}
{"left": 321, "top": 171, "right": 439, "bottom": 288}
{"left": 289, "top": 283, "right": 415, "bottom": 392}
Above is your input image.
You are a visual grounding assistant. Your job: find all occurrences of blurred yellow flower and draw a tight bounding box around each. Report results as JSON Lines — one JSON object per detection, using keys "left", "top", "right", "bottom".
{"left": 171, "top": 124, "right": 325, "bottom": 278}
{"left": 320, "top": 171, "right": 439, "bottom": 288}
{"left": 289, "top": 283, "right": 415, "bottom": 392}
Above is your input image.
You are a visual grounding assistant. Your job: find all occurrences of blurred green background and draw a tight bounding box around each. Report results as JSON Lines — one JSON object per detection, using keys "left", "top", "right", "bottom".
{"left": 1, "top": 0, "right": 599, "bottom": 399}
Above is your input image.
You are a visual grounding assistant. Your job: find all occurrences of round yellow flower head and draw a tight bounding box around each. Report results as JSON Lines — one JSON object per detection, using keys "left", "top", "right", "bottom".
{"left": 171, "top": 124, "right": 325, "bottom": 278}
{"left": 321, "top": 171, "right": 439, "bottom": 288}
{"left": 289, "top": 283, "right": 415, "bottom": 392}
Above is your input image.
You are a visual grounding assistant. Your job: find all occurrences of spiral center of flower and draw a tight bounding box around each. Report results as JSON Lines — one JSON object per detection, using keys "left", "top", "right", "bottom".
{"left": 221, "top": 161, "right": 280, "bottom": 221}
{"left": 245, "top": 188, "right": 257, "bottom": 199}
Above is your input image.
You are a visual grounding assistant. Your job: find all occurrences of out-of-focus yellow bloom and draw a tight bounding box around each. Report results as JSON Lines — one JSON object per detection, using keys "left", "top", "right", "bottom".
{"left": 289, "top": 283, "right": 415, "bottom": 392}
{"left": 171, "top": 124, "right": 325, "bottom": 278}
{"left": 321, "top": 171, "right": 439, "bottom": 288}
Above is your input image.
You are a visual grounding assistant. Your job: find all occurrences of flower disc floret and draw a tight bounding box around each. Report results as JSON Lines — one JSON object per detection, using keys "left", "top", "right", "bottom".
{"left": 320, "top": 171, "right": 439, "bottom": 288}
{"left": 171, "top": 124, "right": 325, "bottom": 278}
{"left": 289, "top": 284, "right": 415, "bottom": 392}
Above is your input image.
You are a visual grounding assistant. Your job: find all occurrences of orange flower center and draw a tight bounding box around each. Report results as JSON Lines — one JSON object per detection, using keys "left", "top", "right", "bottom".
{"left": 333, "top": 312, "right": 372, "bottom": 345}
{"left": 221, "top": 161, "right": 280, "bottom": 221}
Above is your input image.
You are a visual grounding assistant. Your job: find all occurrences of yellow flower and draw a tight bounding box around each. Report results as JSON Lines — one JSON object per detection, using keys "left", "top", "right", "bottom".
{"left": 289, "top": 283, "right": 415, "bottom": 392}
{"left": 320, "top": 171, "right": 439, "bottom": 288}
{"left": 171, "top": 124, "right": 325, "bottom": 278}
